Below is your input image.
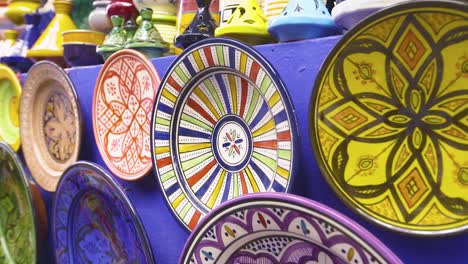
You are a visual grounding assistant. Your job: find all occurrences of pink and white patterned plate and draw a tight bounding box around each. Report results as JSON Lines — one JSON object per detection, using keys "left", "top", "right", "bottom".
{"left": 92, "top": 49, "right": 161, "bottom": 180}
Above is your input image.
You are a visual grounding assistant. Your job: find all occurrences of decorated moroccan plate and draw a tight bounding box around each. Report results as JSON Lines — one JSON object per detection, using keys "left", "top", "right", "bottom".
{"left": 53, "top": 161, "right": 154, "bottom": 263}
{"left": 180, "top": 193, "right": 402, "bottom": 264}
{"left": 93, "top": 49, "right": 161, "bottom": 180}
{"left": 20, "top": 61, "right": 82, "bottom": 192}
{"left": 0, "top": 141, "right": 47, "bottom": 263}
{"left": 0, "top": 64, "right": 21, "bottom": 151}
{"left": 310, "top": 1, "right": 468, "bottom": 235}
{"left": 151, "top": 38, "right": 299, "bottom": 230}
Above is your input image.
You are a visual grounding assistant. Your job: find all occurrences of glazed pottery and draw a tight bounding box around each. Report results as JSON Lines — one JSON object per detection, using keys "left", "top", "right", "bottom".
{"left": 219, "top": 0, "right": 241, "bottom": 25}
{"left": 88, "top": 0, "right": 112, "bottom": 33}
{"left": 4, "top": 0, "right": 41, "bottom": 25}
{"left": 132, "top": 0, "right": 177, "bottom": 16}
{"left": 123, "top": 18, "right": 138, "bottom": 40}
{"left": 332, "top": 0, "right": 410, "bottom": 30}
{"left": 310, "top": 1, "right": 468, "bottom": 235}
{"left": 0, "top": 29, "right": 17, "bottom": 57}
{"left": 97, "top": 15, "right": 126, "bottom": 60}
{"left": 174, "top": 0, "right": 218, "bottom": 49}
{"left": 0, "top": 64, "right": 21, "bottom": 151}
{"left": 151, "top": 38, "right": 299, "bottom": 230}
{"left": 153, "top": 14, "right": 177, "bottom": 55}
{"left": 93, "top": 49, "right": 161, "bottom": 180}
{"left": 71, "top": 0, "right": 94, "bottom": 29}
{"left": 107, "top": 0, "right": 138, "bottom": 22}
{"left": 268, "top": 0, "right": 341, "bottom": 42}
{"left": 126, "top": 8, "right": 168, "bottom": 58}
{"left": 263, "top": 0, "right": 288, "bottom": 21}
{"left": 62, "top": 29, "right": 106, "bottom": 67}
{"left": 62, "top": 29, "right": 106, "bottom": 44}
{"left": 53, "top": 161, "right": 155, "bottom": 263}
{"left": 0, "top": 141, "right": 48, "bottom": 264}
{"left": 215, "top": 0, "right": 273, "bottom": 45}
{"left": 26, "top": 0, "right": 77, "bottom": 66}
{"left": 20, "top": 61, "right": 82, "bottom": 192}
{"left": 180, "top": 193, "right": 403, "bottom": 264}
{"left": 175, "top": 0, "right": 219, "bottom": 53}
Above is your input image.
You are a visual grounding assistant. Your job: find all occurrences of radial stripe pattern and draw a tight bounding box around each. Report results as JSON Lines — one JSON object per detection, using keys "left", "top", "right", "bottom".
{"left": 151, "top": 39, "right": 298, "bottom": 230}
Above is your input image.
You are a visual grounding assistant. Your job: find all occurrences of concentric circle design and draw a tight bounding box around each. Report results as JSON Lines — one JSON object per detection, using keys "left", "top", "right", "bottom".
{"left": 0, "top": 64, "right": 21, "bottom": 151}
{"left": 310, "top": 1, "right": 468, "bottom": 235}
{"left": 93, "top": 49, "right": 161, "bottom": 180}
{"left": 151, "top": 38, "right": 298, "bottom": 230}
{"left": 180, "top": 193, "right": 402, "bottom": 264}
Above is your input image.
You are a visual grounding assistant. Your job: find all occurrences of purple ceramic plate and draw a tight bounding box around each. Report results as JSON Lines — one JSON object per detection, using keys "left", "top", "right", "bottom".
{"left": 180, "top": 193, "right": 402, "bottom": 264}
{"left": 52, "top": 161, "right": 154, "bottom": 263}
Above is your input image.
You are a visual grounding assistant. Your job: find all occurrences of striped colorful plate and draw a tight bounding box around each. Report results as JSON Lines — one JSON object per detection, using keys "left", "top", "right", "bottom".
{"left": 151, "top": 38, "right": 299, "bottom": 230}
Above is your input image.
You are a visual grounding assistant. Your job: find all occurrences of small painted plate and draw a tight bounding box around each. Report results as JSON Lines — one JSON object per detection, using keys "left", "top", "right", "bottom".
{"left": 0, "top": 64, "right": 21, "bottom": 151}
{"left": 0, "top": 141, "right": 46, "bottom": 263}
{"left": 53, "top": 161, "right": 155, "bottom": 263}
{"left": 180, "top": 193, "right": 402, "bottom": 264}
{"left": 310, "top": 1, "right": 468, "bottom": 235}
{"left": 93, "top": 49, "right": 161, "bottom": 180}
{"left": 151, "top": 38, "right": 299, "bottom": 230}
{"left": 20, "top": 61, "right": 82, "bottom": 192}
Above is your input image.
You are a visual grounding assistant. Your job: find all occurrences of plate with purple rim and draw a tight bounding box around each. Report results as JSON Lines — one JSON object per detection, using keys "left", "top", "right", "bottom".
{"left": 180, "top": 193, "right": 402, "bottom": 264}
{"left": 52, "top": 161, "right": 155, "bottom": 263}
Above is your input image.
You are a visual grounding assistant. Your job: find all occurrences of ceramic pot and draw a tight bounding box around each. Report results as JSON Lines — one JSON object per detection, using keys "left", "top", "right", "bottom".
{"left": 62, "top": 29, "right": 106, "bottom": 67}
{"left": 107, "top": 0, "right": 138, "bottom": 22}
{"left": 132, "top": 0, "right": 177, "bottom": 16}
{"left": 153, "top": 14, "right": 177, "bottom": 55}
{"left": 4, "top": 0, "right": 41, "bottom": 25}
{"left": 88, "top": 0, "right": 112, "bottom": 33}
{"left": 97, "top": 15, "right": 126, "bottom": 60}
{"left": 263, "top": 0, "right": 288, "bottom": 21}
{"left": 71, "top": 0, "right": 94, "bottom": 29}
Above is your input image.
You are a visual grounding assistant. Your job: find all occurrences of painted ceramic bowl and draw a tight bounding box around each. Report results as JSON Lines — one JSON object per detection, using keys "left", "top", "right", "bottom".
{"left": 4, "top": 0, "right": 41, "bottom": 25}
{"left": 62, "top": 29, "right": 106, "bottom": 45}
{"left": 0, "top": 141, "right": 48, "bottom": 263}
{"left": 180, "top": 193, "right": 402, "bottom": 264}
{"left": 132, "top": 0, "right": 177, "bottom": 16}
{"left": 63, "top": 43, "right": 104, "bottom": 67}
{"left": 107, "top": 0, "right": 138, "bottom": 22}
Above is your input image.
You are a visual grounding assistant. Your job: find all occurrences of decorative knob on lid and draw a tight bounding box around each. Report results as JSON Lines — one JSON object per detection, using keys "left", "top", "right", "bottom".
{"left": 97, "top": 15, "right": 127, "bottom": 60}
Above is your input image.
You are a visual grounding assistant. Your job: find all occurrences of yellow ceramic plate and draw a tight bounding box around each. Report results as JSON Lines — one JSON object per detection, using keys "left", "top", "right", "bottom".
{"left": 0, "top": 64, "right": 21, "bottom": 151}
{"left": 310, "top": 1, "right": 468, "bottom": 235}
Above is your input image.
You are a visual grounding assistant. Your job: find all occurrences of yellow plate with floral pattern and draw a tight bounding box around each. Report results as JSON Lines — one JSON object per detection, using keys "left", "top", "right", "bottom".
{"left": 0, "top": 64, "right": 21, "bottom": 151}
{"left": 310, "top": 1, "right": 468, "bottom": 235}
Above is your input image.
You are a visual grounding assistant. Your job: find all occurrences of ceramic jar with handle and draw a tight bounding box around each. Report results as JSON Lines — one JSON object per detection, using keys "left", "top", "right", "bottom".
{"left": 88, "top": 0, "right": 112, "bottom": 33}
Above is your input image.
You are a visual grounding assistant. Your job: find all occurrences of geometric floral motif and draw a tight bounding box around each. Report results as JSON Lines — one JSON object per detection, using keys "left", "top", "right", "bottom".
{"left": 311, "top": 2, "right": 468, "bottom": 234}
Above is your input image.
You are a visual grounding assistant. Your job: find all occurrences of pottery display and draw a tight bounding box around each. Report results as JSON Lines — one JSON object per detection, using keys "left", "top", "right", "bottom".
{"left": 96, "top": 15, "right": 126, "bottom": 60}
{"left": 93, "top": 49, "right": 161, "bottom": 180}
{"left": 126, "top": 8, "right": 168, "bottom": 57}
{"left": 151, "top": 38, "right": 299, "bottom": 230}
{"left": 332, "top": 0, "right": 410, "bottom": 30}
{"left": 26, "top": 0, "right": 78, "bottom": 66}
{"left": 62, "top": 29, "right": 106, "bottom": 67}
{"left": 88, "top": 0, "right": 112, "bottom": 33}
{"left": 152, "top": 14, "right": 177, "bottom": 55}
{"left": 180, "top": 193, "right": 403, "bottom": 264}
{"left": 4, "top": 0, "right": 41, "bottom": 25}
{"left": 310, "top": 1, "right": 468, "bottom": 235}
{"left": 175, "top": 0, "right": 219, "bottom": 52}
{"left": 20, "top": 61, "right": 82, "bottom": 192}
{"left": 0, "top": 64, "right": 21, "bottom": 151}
{"left": 71, "top": 0, "right": 94, "bottom": 29}
{"left": 0, "top": 141, "right": 48, "bottom": 264}
{"left": 53, "top": 161, "right": 155, "bottom": 263}
{"left": 132, "top": 0, "right": 177, "bottom": 16}
{"left": 215, "top": 0, "right": 272, "bottom": 46}
{"left": 174, "top": 0, "right": 218, "bottom": 49}
{"left": 268, "top": 0, "right": 341, "bottom": 42}
{"left": 107, "top": 0, "right": 138, "bottom": 22}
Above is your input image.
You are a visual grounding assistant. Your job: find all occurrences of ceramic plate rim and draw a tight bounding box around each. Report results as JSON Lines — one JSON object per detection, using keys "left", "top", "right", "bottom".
{"left": 51, "top": 160, "right": 155, "bottom": 263}
{"left": 0, "top": 64, "right": 21, "bottom": 151}
{"left": 20, "top": 61, "right": 82, "bottom": 192}
{"left": 180, "top": 192, "right": 403, "bottom": 264}
{"left": 150, "top": 38, "right": 300, "bottom": 231}
{"left": 92, "top": 49, "right": 161, "bottom": 181}
{"left": 309, "top": 0, "right": 468, "bottom": 236}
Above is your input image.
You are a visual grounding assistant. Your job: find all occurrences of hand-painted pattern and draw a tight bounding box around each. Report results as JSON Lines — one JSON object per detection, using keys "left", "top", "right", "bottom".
{"left": 43, "top": 92, "right": 76, "bottom": 163}
{"left": 94, "top": 50, "right": 160, "bottom": 180}
{"left": 152, "top": 39, "right": 298, "bottom": 230}
{"left": 0, "top": 143, "right": 35, "bottom": 263}
{"left": 181, "top": 194, "right": 401, "bottom": 264}
{"left": 53, "top": 162, "right": 154, "bottom": 263}
{"left": 311, "top": 2, "right": 468, "bottom": 234}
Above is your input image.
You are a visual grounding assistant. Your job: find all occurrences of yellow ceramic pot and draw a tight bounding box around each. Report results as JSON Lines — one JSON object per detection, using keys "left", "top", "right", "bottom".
{"left": 27, "top": 0, "right": 77, "bottom": 64}
{"left": 62, "top": 29, "right": 106, "bottom": 45}
{"left": 4, "top": 0, "right": 41, "bottom": 25}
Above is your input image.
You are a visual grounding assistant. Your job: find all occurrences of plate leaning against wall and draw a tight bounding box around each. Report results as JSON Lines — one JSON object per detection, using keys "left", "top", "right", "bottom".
{"left": 0, "top": 64, "right": 21, "bottom": 151}
{"left": 93, "top": 49, "right": 161, "bottom": 181}
{"left": 151, "top": 38, "right": 299, "bottom": 230}
{"left": 310, "top": 0, "right": 468, "bottom": 235}
{"left": 20, "top": 61, "right": 82, "bottom": 192}
{"left": 180, "top": 193, "right": 402, "bottom": 264}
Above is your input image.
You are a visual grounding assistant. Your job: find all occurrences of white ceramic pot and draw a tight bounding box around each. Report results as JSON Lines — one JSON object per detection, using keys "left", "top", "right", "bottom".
{"left": 88, "top": 0, "right": 112, "bottom": 33}
{"left": 132, "top": 0, "right": 177, "bottom": 16}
